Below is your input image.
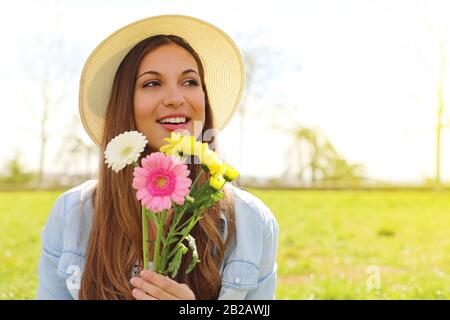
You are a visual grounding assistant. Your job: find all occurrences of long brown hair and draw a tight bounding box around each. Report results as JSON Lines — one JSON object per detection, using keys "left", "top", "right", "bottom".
{"left": 79, "top": 35, "right": 236, "bottom": 300}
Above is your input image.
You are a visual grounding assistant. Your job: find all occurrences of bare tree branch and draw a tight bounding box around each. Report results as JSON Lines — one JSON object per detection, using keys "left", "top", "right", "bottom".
{"left": 17, "top": 1, "right": 81, "bottom": 188}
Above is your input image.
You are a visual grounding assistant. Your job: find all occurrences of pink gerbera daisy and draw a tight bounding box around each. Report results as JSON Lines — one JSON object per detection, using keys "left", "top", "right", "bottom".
{"left": 132, "top": 152, "right": 192, "bottom": 213}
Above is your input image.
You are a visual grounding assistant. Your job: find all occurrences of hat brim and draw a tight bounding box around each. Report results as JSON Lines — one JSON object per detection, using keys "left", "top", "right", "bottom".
{"left": 79, "top": 14, "right": 245, "bottom": 146}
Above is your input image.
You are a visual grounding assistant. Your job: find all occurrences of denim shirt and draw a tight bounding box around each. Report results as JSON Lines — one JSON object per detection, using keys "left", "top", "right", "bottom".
{"left": 36, "top": 180, "right": 279, "bottom": 300}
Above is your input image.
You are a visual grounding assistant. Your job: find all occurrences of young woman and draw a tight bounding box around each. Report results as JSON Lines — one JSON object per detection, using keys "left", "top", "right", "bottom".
{"left": 36, "top": 15, "right": 278, "bottom": 300}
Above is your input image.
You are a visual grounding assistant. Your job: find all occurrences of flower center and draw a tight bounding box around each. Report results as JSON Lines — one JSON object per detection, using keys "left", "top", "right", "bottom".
{"left": 120, "top": 146, "right": 133, "bottom": 157}
{"left": 146, "top": 170, "right": 176, "bottom": 196}
{"left": 156, "top": 176, "right": 167, "bottom": 187}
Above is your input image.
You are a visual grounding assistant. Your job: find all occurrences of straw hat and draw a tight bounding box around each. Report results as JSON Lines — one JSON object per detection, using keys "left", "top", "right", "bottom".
{"left": 79, "top": 14, "right": 245, "bottom": 146}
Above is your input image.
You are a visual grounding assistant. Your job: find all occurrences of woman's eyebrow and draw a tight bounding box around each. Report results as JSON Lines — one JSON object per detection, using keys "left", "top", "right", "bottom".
{"left": 181, "top": 68, "right": 199, "bottom": 76}
{"left": 136, "top": 69, "right": 199, "bottom": 80}
{"left": 136, "top": 70, "right": 160, "bottom": 80}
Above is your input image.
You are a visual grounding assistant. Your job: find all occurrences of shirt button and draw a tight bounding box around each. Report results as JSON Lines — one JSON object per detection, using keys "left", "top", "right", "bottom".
{"left": 234, "top": 278, "right": 241, "bottom": 284}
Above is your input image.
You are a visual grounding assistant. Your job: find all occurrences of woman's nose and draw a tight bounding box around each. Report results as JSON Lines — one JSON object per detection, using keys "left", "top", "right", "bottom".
{"left": 163, "top": 86, "right": 185, "bottom": 107}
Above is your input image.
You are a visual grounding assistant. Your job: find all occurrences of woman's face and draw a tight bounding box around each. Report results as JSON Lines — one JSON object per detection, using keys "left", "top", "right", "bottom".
{"left": 134, "top": 43, "right": 206, "bottom": 150}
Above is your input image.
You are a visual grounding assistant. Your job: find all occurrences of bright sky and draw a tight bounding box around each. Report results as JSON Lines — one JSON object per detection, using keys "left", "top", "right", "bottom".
{"left": 1, "top": 0, "right": 450, "bottom": 183}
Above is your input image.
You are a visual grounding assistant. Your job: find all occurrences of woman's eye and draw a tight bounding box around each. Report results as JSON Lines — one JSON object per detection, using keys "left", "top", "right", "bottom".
{"left": 184, "top": 79, "right": 198, "bottom": 86}
{"left": 143, "top": 81, "right": 160, "bottom": 87}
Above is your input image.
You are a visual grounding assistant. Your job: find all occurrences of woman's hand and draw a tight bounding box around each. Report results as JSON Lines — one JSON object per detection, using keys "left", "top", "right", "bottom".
{"left": 130, "top": 270, "right": 196, "bottom": 300}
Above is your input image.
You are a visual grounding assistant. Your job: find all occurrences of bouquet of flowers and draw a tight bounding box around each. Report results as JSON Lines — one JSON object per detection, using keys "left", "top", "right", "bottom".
{"left": 104, "top": 131, "right": 239, "bottom": 278}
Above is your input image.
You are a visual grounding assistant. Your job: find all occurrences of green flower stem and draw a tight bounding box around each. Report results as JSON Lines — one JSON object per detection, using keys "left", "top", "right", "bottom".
{"left": 173, "top": 214, "right": 196, "bottom": 234}
{"left": 191, "top": 179, "right": 211, "bottom": 198}
{"left": 165, "top": 199, "right": 198, "bottom": 240}
{"left": 171, "top": 204, "right": 188, "bottom": 229}
{"left": 218, "top": 180, "right": 227, "bottom": 192}
{"left": 160, "top": 244, "right": 172, "bottom": 275}
{"left": 167, "top": 213, "right": 202, "bottom": 260}
{"left": 169, "top": 182, "right": 223, "bottom": 237}
{"left": 190, "top": 167, "right": 206, "bottom": 193}
{"left": 159, "top": 201, "right": 192, "bottom": 274}
{"left": 142, "top": 206, "right": 149, "bottom": 271}
{"left": 172, "top": 198, "right": 211, "bottom": 233}
{"left": 159, "top": 210, "right": 180, "bottom": 274}
{"left": 143, "top": 174, "right": 226, "bottom": 276}
{"left": 163, "top": 183, "right": 226, "bottom": 264}
{"left": 153, "top": 210, "right": 167, "bottom": 273}
{"left": 162, "top": 207, "right": 183, "bottom": 249}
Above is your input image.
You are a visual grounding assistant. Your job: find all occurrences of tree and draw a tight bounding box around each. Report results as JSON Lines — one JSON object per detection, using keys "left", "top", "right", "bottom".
{"left": 0, "top": 152, "right": 35, "bottom": 184}
{"left": 433, "top": 41, "right": 448, "bottom": 187}
{"left": 56, "top": 114, "right": 98, "bottom": 180}
{"left": 417, "top": 20, "right": 449, "bottom": 187}
{"left": 283, "top": 125, "right": 366, "bottom": 186}
{"left": 18, "top": 3, "right": 81, "bottom": 188}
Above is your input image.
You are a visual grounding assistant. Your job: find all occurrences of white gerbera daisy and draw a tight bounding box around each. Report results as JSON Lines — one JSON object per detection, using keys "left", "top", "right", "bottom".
{"left": 104, "top": 131, "right": 148, "bottom": 173}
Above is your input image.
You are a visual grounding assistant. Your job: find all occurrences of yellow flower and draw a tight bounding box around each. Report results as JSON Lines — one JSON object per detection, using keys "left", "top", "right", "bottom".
{"left": 209, "top": 175, "right": 226, "bottom": 191}
{"left": 207, "top": 160, "right": 226, "bottom": 177}
{"left": 159, "top": 132, "right": 183, "bottom": 155}
{"left": 200, "top": 143, "right": 219, "bottom": 166}
{"left": 223, "top": 164, "right": 239, "bottom": 182}
{"left": 160, "top": 133, "right": 239, "bottom": 184}
{"left": 182, "top": 137, "right": 203, "bottom": 156}
{"left": 164, "top": 132, "right": 183, "bottom": 145}
{"left": 160, "top": 133, "right": 203, "bottom": 158}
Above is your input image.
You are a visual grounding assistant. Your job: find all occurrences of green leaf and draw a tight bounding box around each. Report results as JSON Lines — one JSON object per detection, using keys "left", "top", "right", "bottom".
{"left": 164, "top": 236, "right": 179, "bottom": 246}
{"left": 179, "top": 217, "right": 197, "bottom": 236}
{"left": 167, "top": 243, "right": 188, "bottom": 278}
{"left": 185, "top": 234, "right": 201, "bottom": 274}
{"left": 180, "top": 224, "right": 192, "bottom": 237}
{"left": 211, "top": 191, "right": 224, "bottom": 202}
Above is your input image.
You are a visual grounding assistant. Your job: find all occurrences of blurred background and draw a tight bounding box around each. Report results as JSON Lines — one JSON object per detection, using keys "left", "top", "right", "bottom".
{"left": 1, "top": 0, "right": 450, "bottom": 299}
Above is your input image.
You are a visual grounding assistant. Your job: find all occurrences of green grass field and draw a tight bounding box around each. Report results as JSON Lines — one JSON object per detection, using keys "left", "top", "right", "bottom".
{"left": 1, "top": 189, "right": 450, "bottom": 299}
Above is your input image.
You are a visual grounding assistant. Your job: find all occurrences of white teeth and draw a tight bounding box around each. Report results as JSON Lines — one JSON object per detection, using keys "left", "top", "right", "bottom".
{"left": 158, "top": 117, "right": 187, "bottom": 124}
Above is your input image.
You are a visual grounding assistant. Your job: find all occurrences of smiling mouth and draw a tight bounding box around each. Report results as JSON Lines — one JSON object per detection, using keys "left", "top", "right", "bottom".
{"left": 156, "top": 117, "right": 191, "bottom": 125}
{"left": 156, "top": 117, "right": 191, "bottom": 131}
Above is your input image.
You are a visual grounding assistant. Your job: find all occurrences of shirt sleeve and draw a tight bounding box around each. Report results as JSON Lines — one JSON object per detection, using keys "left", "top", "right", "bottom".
{"left": 36, "top": 195, "right": 74, "bottom": 300}
{"left": 218, "top": 188, "right": 279, "bottom": 300}
{"left": 246, "top": 214, "right": 278, "bottom": 300}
